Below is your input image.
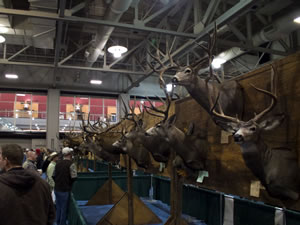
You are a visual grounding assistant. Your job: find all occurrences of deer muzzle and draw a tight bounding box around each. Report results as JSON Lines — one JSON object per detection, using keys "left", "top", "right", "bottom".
{"left": 234, "top": 134, "right": 244, "bottom": 143}
{"left": 172, "top": 77, "right": 178, "bottom": 84}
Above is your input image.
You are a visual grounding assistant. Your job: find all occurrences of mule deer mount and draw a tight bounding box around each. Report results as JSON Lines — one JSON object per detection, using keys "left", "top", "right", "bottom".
{"left": 170, "top": 25, "right": 244, "bottom": 120}
{"left": 211, "top": 65, "right": 300, "bottom": 200}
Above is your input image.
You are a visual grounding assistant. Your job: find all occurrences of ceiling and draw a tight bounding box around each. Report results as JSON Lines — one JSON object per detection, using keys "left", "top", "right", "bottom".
{"left": 0, "top": 0, "right": 299, "bottom": 97}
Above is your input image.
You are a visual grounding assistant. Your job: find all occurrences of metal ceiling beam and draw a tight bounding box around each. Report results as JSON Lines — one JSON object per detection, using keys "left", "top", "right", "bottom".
{"left": 53, "top": 0, "right": 66, "bottom": 88}
{"left": 124, "top": 0, "right": 258, "bottom": 92}
{"left": 171, "top": 0, "right": 193, "bottom": 52}
{"left": 65, "top": 2, "right": 86, "bottom": 16}
{"left": 7, "top": 46, "right": 31, "bottom": 61}
{"left": 227, "top": 23, "right": 247, "bottom": 42}
{"left": 143, "top": 0, "right": 179, "bottom": 24}
{"left": 218, "top": 39, "right": 289, "bottom": 56}
{"left": 59, "top": 65, "right": 146, "bottom": 75}
{"left": 0, "top": 8, "right": 196, "bottom": 39}
{"left": 0, "top": 60, "right": 55, "bottom": 68}
{"left": 0, "top": 60, "right": 147, "bottom": 75}
{"left": 202, "top": 0, "right": 222, "bottom": 26}
{"left": 58, "top": 41, "right": 92, "bottom": 65}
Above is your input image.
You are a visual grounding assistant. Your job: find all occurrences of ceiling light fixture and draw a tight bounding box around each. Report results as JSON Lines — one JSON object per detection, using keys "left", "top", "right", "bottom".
{"left": 90, "top": 80, "right": 102, "bottom": 85}
{"left": 16, "top": 94, "right": 25, "bottom": 96}
{"left": 212, "top": 58, "right": 226, "bottom": 69}
{"left": 294, "top": 17, "right": 300, "bottom": 24}
{"left": 108, "top": 45, "right": 128, "bottom": 58}
{"left": 0, "top": 35, "right": 5, "bottom": 43}
{"left": 5, "top": 74, "right": 18, "bottom": 79}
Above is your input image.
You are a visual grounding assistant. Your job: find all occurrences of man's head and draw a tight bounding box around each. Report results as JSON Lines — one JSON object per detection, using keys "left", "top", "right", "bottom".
{"left": 26, "top": 149, "right": 38, "bottom": 161}
{"left": 49, "top": 152, "right": 59, "bottom": 162}
{"left": 62, "top": 147, "right": 73, "bottom": 159}
{"left": 0, "top": 144, "right": 23, "bottom": 171}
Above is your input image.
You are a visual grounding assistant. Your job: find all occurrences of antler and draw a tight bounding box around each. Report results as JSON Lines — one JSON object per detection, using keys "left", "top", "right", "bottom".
{"left": 144, "top": 79, "right": 172, "bottom": 123}
{"left": 147, "top": 42, "right": 180, "bottom": 90}
{"left": 251, "top": 65, "right": 277, "bottom": 122}
{"left": 210, "top": 65, "right": 277, "bottom": 123}
{"left": 195, "top": 23, "right": 217, "bottom": 82}
{"left": 210, "top": 92, "right": 240, "bottom": 123}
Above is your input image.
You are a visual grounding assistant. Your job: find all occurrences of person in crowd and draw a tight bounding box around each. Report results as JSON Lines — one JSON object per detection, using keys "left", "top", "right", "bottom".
{"left": 22, "top": 149, "right": 39, "bottom": 173}
{"left": 53, "top": 147, "right": 77, "bottom": 225}
{"left": 46, "top": 152, "right": 59, "bottom": 191}
{"left": 0, "top": 144, "right": 55, "bottom": 225}
{"left": 36, "top": 148, "right": 45, "bottom": 170}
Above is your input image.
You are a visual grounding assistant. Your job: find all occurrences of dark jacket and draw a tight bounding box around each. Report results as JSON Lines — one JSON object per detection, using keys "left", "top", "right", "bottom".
{"left": 0, "top": 167, "right": 55, "bottom": 225}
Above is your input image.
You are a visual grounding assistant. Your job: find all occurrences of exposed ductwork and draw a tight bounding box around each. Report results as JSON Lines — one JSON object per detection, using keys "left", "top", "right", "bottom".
{"left": 0, "top": 0, "right": 56, "bottom": 49}
{"left": 215, "top": 9, "right": 300, "bottom": 63}
{"left": 85, "top": 0, "right": 133, "bottom": 67}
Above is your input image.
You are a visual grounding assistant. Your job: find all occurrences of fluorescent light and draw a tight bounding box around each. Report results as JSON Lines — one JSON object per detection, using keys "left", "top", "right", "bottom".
{"left": 5, "top": 74, "right": 18, "bottom": 79}
{"left": 90, "top": 80, "right": 102, "bottom": 85}
{"left": 294, "top": 17, "right": 300, "bottom": 24}
{"left": 0, "top": 35, "right": 5, "bottom": 43}
{"left": 108, "top": 45, "right": 128, "bottom": 58}
{"left": 212, "top": 58, "right": 226, "bottom": 69}
{"left": 80, "top": 97, "right": 88, "bottom": 99}
{"left": 16, "top": 94, "right": 25, "bottom": 96}
{"left": 15, "top": 113, "right": 18, "bottom": 118}
{"left": 166, "top": 83, "right": 173, "bottom": 92}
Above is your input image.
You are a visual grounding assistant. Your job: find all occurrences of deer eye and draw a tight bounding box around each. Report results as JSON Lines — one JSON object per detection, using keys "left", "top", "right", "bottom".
{"left": 250, "top": 127, "right": 256, "bottom": 131}
{"left": 185, "top": 68, "right": 191, "bottom": 74}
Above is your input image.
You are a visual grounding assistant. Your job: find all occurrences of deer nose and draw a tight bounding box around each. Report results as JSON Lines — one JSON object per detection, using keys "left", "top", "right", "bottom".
{"left": 172, "top": 77, "right": 178, "bottom": 84}
{"left": 234, "top": 134, "right": 244, "bottom": 142}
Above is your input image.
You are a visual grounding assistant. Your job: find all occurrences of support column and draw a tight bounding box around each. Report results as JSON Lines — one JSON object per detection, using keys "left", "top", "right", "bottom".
{"left": 46, "top": 89, "right": 60, "bottom": 151}
{"left": 117, "top": 93, "right": 130, "bottom": 121}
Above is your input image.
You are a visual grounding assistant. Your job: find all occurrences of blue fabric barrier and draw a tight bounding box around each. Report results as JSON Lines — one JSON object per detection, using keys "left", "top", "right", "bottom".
{"left": 76, "top": 199, "right": 206, "bottom": 225}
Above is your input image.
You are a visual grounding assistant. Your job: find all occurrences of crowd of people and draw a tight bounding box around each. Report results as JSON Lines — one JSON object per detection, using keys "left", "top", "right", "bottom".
{"left": 0, "top": 144, "right": 77, "bottom": 225}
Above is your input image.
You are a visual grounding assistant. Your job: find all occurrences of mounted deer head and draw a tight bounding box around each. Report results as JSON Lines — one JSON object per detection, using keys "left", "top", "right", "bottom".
{"left": 112, "top": 97, "right": 154, "bottom": 170}
{"left": 144, "top": 68, "right": 209, "bottom": 178}
{"left": 211, "top": 65, "right": 300, "bottom": 200}
{"left": 170, "top": 24, "right": 244, "bottom": 119}
{"left": 211, "top": 65, "right": 282, "bottom": 143}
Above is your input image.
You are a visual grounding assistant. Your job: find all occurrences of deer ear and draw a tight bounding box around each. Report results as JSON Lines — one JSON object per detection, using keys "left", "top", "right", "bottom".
{"left": 259, "top": 114, "right": 285, "bottom": 131}
{"left": 167, "top": 114, "right": 177, "bottom": 127}
{"left": 137, "top": 119, "right": 143, "bottom": 127}
{"left": 186, "top": 123, "right": 194, "bottom": 136}
{"left": 214, "top": 120, "right": 238, "bottom": 134}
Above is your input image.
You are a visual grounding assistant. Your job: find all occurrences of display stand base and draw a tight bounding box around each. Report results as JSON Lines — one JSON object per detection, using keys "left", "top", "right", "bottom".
{"left": 164, "top": 216, "right": 188, "bottom": 225}
{"left": 97, "top": 192, "right": 162, "bottom": 225}
{"left": 85, "top": 180, "right": 125, "bottom": 206}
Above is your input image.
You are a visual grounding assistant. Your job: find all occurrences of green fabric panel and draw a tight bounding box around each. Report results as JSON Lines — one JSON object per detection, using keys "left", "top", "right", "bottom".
{"left": 234, "top": 198, "right": 275, "bottom": 225}
{"left": 182, "top": 186, "right": 221, "bottom": 225}
{"left": 286, "top": 209, "right": 300, "bottom": 225}
{"left": 68, "top": 193, "right": 87, "bottom": 225}
{"left": 72, "top": 177, "right": 108, "bottom": 200}
{"left": 152, "top": 176, "right": 171, "bottom": 205}
{"left": 72, "top": 175, "right": 151, "bottom": 200}
{"left": 78, "top": 171, "right": 127, "bottom": 177}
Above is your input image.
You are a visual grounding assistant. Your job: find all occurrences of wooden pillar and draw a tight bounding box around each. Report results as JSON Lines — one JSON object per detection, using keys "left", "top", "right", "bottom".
{"left": 127, "top": 156, "right": 134, "bottom": 225}
{"left": 108, "top": 163, "right": 113, "bottom": 204}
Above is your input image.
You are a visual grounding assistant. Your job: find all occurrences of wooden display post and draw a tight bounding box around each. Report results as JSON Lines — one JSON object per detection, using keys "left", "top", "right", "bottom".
{"left": 164, "top": 152, "right": 188, "bottom": 225}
